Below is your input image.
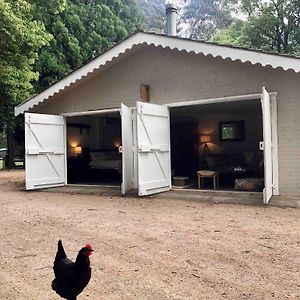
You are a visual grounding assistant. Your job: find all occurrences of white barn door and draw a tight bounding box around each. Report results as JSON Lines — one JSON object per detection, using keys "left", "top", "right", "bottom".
{"left": 261, "top": 87, "right": 273, "bottom": 204}
{"left": 136, "top": 101, "right": 171, "bottom": 196}
{"left": 25, "top": 113, "right": 66, "bottom": 190}
{"left": 121, "top": 104, "right": 135, "bottom": 195}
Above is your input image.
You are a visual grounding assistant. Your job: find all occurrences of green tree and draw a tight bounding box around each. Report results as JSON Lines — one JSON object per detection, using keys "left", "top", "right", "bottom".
{"left": 180, "top": 0, "right": 232, "bottom": 40}
{"left": 34, "top": 0, "right": 142, "bottom": 91}
{"left": 213, "top": 19, "right": 249, "bottom": 46}
{"left": 137, "top": 0, "right": 165, "bottom": 33}
{"left": 214, "top": 0, "right": 300, "bottom": 55}
{"left": 0, "top": 0, "right": 51, "bottom": 168}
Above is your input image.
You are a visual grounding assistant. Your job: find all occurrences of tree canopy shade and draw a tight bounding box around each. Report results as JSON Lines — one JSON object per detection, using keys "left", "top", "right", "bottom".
{"left": 0, "top": 0, "right": 51, "bottom": 167}
{"left": 214, "top": 0, "right": 300, "bottom": 55}
{"left": 33, "top": 0, "right": 142, "bottom": 91}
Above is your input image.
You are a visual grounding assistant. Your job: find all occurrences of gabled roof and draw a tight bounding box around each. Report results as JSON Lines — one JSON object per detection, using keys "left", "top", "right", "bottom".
{"left": 15, "top": 31, "right": 300, "bottom": 116}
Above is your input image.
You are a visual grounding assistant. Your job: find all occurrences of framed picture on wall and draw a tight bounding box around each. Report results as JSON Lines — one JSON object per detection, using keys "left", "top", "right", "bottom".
{"left": 219, "top": 121, "right": 245, "bottom": 142}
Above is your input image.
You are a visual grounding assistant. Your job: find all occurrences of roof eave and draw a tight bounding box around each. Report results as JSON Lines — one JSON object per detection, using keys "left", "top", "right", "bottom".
{"left": 15, "top": 32, "right": 147, "bottom": 116}
{"left": 15, "top": 32, "right": 300, "bottom": 116}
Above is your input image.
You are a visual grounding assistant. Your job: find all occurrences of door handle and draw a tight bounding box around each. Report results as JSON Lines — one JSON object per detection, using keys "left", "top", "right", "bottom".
{"left": 259, "top": 141, "right": 264, "bottom": 150}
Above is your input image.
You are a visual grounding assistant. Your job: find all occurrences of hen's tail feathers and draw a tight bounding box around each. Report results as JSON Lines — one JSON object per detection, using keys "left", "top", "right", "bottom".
{"left": 55, "top": 239, "right": 67, "bottom": 260}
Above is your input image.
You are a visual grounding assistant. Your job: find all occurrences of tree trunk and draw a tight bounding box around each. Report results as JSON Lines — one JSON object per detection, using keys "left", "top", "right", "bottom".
{"left": 5, "top": 121, "right": 15, "bottom": 169}
{"left": 283, "top": 29, "right": 289, "bottom": 53}
{"left": 275, "top": 26, "right": 282, "bottom": 53}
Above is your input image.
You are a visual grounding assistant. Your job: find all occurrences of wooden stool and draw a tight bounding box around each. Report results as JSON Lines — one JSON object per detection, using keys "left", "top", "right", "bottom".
{"left": 197, "top": 170, "right": 219, "bottom": 189}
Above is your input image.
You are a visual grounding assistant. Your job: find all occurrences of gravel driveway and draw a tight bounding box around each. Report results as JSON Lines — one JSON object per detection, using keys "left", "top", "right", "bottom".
{"left": 0, "top": 170, "right": 299, "bottom": 299}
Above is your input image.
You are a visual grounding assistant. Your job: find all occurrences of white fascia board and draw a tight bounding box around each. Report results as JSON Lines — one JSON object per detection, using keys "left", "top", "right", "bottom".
{"left": 144, "top": 34, "right": 300, "bottom": 73}
{"left": 15, "top": 32, "right": 300, "bottom": 116}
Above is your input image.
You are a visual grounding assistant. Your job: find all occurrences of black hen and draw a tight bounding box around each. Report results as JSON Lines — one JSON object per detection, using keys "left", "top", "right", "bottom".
{"left": 52, "top": 240, "right": 93, "bottom": 300}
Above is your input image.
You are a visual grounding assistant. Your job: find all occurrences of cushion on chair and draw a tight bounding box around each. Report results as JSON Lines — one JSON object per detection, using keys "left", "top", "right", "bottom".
{"left": 197, "top": 170, "right": 216, "bottom": 176}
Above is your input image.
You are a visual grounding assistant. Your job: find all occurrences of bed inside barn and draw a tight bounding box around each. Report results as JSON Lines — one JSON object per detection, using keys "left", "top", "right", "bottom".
{"left": 66, "top": 112, "right": 122, "bottom": 186}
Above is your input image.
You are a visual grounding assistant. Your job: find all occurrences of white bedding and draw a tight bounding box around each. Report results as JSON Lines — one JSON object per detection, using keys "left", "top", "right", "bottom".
{"left": 88, "top": 151, "right": 121, "bottom": 171}
{"left": 89, "top": 160, "right": 120, "bottom": 170}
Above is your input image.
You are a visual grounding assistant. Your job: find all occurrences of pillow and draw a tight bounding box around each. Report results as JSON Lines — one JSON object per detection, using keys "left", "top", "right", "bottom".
{"left": 90, "top": 152, "right": 96, "bottom": 160}
{"left": 90, "top": 152, "right": 107, "bottom": 161}
{"left": 105, "top": 152, "right": 120, "bottom": 160}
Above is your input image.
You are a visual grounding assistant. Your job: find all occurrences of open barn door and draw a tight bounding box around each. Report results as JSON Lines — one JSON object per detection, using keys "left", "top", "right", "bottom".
{"left": 136, "top": 101, "right": 171, "bottom": 196}
{"left": 25, "top": 113, "right": 66, "bottom": 190}
{"left": 121, "top": 104, "right": 135, "bottom": 195}
{"left": 261, "top": 87, "right": 273, "bottom": 204}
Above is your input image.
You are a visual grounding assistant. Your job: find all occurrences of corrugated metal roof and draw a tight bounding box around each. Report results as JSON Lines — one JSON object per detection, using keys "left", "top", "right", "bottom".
{"left": 15, "top": 31, "right": 300, "bottom": 116}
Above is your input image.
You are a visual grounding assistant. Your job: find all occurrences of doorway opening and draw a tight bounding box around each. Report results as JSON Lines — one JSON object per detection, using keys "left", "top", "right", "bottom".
{"left": 66, "top": 112, "right": 122, "bottom": 186}
{"left": 170, "top": 99, "right": 264, "bottom": 192}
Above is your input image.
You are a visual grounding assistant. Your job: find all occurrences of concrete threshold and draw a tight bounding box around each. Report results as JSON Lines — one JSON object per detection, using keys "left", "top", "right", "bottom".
{"left": 162, "top": 189, "right": 300, "bottom": 208}
{"left": 269, "top": 195, "right": 300, "bottom": 209}
{"left": 39, "top": 185, "right": 300, "bottom": 208}
{"left": 40, "top": 184, "right": 121, "bottom": 197}
{"left": 156, "top": 189, "right": 264, "bottom": 206}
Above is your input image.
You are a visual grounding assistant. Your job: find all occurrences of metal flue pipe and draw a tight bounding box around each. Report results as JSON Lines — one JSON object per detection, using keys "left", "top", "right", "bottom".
{"left": 166, "top": 3, "right": 178, "bottom": 36}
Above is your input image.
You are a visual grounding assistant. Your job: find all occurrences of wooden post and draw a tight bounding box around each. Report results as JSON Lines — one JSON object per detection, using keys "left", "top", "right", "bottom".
{"left": 6, "top": 120, "right": 15, "bottom": 169}
{"left": 140, "top": 84, "right": 149, "bottom": 102}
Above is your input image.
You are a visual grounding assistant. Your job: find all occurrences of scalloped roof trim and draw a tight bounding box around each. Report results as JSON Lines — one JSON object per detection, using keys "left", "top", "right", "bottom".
{"left": 15, "top": 31, "right": 300, "bottom": 116}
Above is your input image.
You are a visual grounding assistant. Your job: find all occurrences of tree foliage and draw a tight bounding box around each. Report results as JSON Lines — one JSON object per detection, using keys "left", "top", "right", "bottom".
{"left": 214, "top": 0, "right": 300, "bottom": 55}
{"left": 0, "top": 0, "right": 51, "bottom": 126}
{"left": 137, "top": 0, "right": 165, "bottom": 33}
{"left": 0, "top": 0, "right": 51, "bottom": 121}
{"left": 180, "top": 0, "right": 232, "bottom": 40}
{"left": 0, "top": 0, "right": 142, "bottom": 168}
{"left": 34, "top": 0, "right": 142, "bottom": 91}
{"left": 0, "top": 0, "right": 51, "bottom": 167}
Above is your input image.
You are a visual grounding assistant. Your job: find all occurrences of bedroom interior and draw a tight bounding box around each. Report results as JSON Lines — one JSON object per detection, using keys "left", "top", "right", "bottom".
{"left": 66, "top": 99, "right": 264, "bottom": 191}
{"left": 66, "top": 112, "right": 122, "bottom": 185}
{"left": 170, "top": 99, "right": 264, "bottom": 191}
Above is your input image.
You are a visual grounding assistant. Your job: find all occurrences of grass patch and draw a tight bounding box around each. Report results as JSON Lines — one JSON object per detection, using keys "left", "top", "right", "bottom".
{"left": 0, "top": 159, "right": 24, "bottom": 169}
{"left": 15, "top": 161, "right": 24, "bottom": 167}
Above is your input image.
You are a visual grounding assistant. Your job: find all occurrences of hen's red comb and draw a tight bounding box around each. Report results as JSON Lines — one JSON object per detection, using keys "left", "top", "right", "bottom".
{"left": 86, "top": 244, "right": 93, "bottom": 250}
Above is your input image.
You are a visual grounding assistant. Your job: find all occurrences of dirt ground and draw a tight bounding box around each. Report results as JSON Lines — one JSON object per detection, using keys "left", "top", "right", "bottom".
{"left": 0, "top": 171, "right": 299, "bottom": 299}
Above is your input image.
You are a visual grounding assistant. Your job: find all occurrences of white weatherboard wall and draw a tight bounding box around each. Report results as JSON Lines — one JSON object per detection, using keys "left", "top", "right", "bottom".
{"left": 30, "top": 46, "right": 300, "bottom": 196}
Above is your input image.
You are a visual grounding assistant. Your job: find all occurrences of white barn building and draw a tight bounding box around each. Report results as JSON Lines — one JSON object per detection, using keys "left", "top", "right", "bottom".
{"left": 15, "top": 29, "right": 300, "bottom": 204}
